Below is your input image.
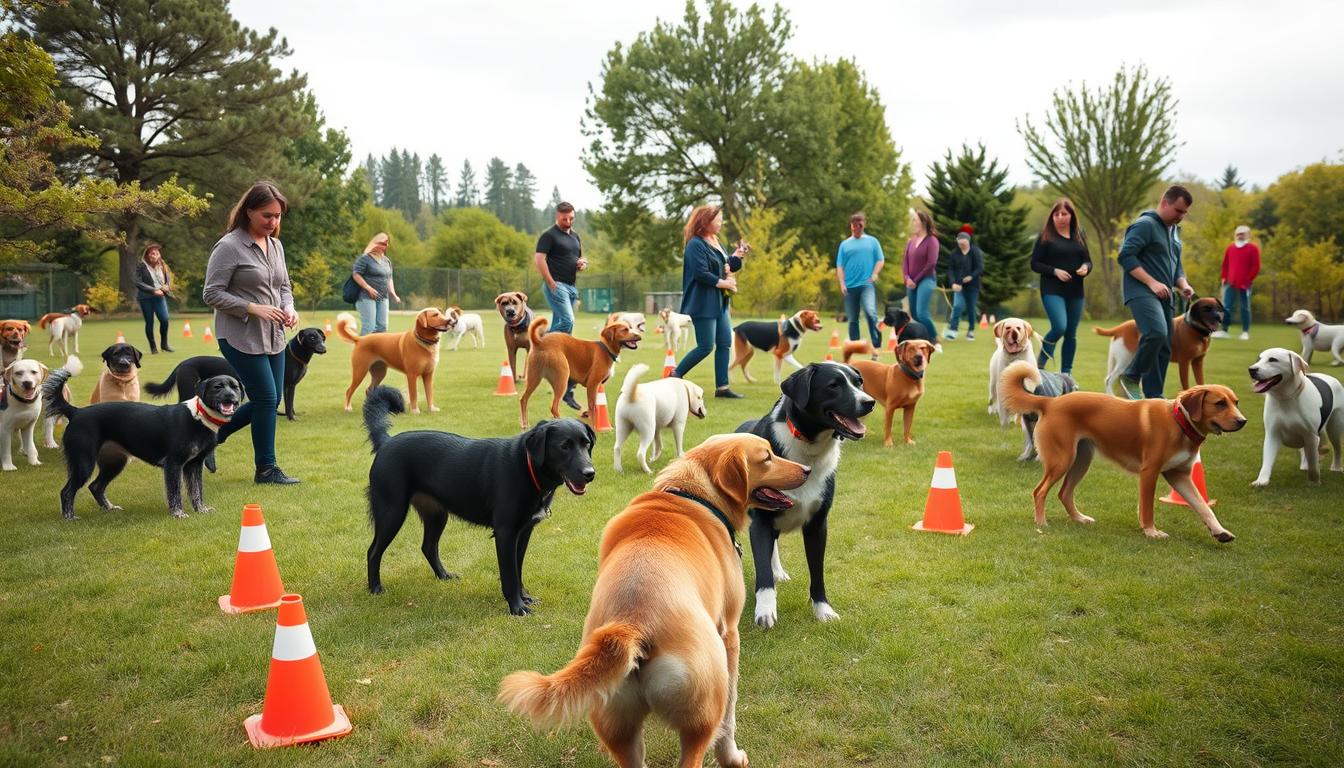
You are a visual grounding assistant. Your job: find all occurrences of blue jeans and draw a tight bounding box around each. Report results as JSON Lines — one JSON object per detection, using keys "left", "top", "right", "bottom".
{"left": 844, "top": 283, "right": 881, "bottom": 346}
{"left": 138, "top": 295, "right": 170, "bottom": 349}
{"left": 542, "top": 281, "right": 577, "bottom": 334}
{"left": 674, "top": 308, "right": 732, "bottom": 389}
{"left": 1222, "top": 285, "right": 1251, "bottom": 332}
{"left": 1038, "top": 293, "right": 1085, "bottom": 373}
{"left": 216, "top": 339, "right": 285, "bottom": 468}
{"left": 1122, "top": 294, "right": 1174, "bottom": 398}
{"left": 909, "top": 277, "right": 938, "bottom": 337}
{"left": 948, "top": 284, "right": 979, "bottom": 335}
{"left": 355, "top": 295, "right": 389, "bottom": 334}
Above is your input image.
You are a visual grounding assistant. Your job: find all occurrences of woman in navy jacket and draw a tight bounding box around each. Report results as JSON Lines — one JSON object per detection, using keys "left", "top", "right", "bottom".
{"left": 673, "top": 205, "right": 749, "bottom": 398}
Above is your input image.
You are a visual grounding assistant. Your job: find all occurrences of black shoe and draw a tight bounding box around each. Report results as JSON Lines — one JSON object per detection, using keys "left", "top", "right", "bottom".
{"left": 715, "top": 388, "right": 744, "bottom": 399}
{"left": 254, "top": 464, "right": 300, "bottom": 485}
{"left": 562, "top": 391, "right": 582, "bottom": 411}
{"left": 161, "top": 344, "right": 174, "bottom": 353}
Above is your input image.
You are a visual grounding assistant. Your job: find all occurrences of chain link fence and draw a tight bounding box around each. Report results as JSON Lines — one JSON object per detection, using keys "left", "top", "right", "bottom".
{"left": 0, "top": 265, "right": 89, "bottom": 318}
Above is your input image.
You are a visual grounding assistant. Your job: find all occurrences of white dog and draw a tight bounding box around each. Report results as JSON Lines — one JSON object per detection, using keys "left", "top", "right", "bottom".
{"left": 608, "top": 311, "right": 647, "bottom": 336}
{"left": 38, "top": 304, "right": 93, "bottom": 357}
{"left": 658, "top": 306, "right": 693, "bottom": 353}
{"left": 987, "top": 318, "right": 1037, "bottom": 425}
{"left": 445, "top": 307, "right": 485, "bottom": 351}
{"left": 1285, "top": 309, "right": 1344, "bottom": 366}
{"left": 1249, "top": 347, "right": 1344, "bottom": 486}
{"left": 42, "top": 356, "right": 83, "bottom": 449}
{"left": 612, "top": 362, "right": 706, "bottom": 473}
{"left": 2, "top": 358, "right": 51, "bottom": 470}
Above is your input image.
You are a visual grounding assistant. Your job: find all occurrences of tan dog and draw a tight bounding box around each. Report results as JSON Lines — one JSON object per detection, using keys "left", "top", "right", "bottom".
{"left": 498, "top": 434, "right": 810, "bottom": 768}
{"left": 658, "top": 306, "right": 692, "bottom": 353}
{"left": 730, "top": 309, "right": 824, "bottom": 383}
{"left": 850, "top": 340, "right": 936, "bottom": 446}
{"left": 1, "top": 319, "right": 31, "bottom": 369}
{"left": 495, "top": 291, "right": 533, "bottom": 380}
{"left": 1095, "top": 296, "right": 1226, "bottom": 394}
{"left": 337, "top": 308, "right": 451, "bottom": 414}
{"left": 2, "top": 358, "right": 49, "bottom": 470}
{"left": 519, "top": 316, "right": 641, "bottom": 429}
{"left": 987, "top": 318, "right": 1036, "bottom": 425}
{"left": 89, "top": 343, "right": 142, "bottom": 404}
{"left": 38, "top": 304, "right": 94, "bottom": 357}
{"left": 841, "top": 338, "right": 884, "bottom": 363}
{"left": 998, "top": 360, "right": 1247, "bottom": 541}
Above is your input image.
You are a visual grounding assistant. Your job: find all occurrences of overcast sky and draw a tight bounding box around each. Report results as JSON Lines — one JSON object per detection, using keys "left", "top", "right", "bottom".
{"left": 231, "top": 0, "right": 1343, "bottom": 210}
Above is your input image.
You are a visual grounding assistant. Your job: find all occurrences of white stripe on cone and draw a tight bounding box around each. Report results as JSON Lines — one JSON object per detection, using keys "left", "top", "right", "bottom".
{"left": 238, "top": 524, "right": 272, "bottom": 553}
{"left": 272, "top": 622, "right": 318, "bottom": 661}
{"left": 499, "top": 364, "right": 512, "bottom": 377}
{"left": 930, "top": 466, "right": 957, "bottom": 490}
{"left": 596, "top": 391, "right": 608, "bottom": 405}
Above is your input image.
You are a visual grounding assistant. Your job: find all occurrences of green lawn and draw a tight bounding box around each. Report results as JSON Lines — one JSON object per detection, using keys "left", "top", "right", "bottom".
{"left": 2, "top": 311, "right": 1340, "bottom": 767}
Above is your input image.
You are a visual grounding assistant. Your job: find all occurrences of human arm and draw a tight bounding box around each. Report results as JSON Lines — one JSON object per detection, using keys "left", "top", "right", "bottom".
{"left": 1248, "top": 244, "right": 1261, "bottom": 284}
{"left": 276, "top": 240, "right": 297, "bottom": 327}
{"left": 1117, "top": 220, "right": 1169, "bottom": 298}
{"left": 967, "top": 246, "right": 983, "bottom": 282}
{"left": 835, "top": 243, "right": 847, "bottom": 294}
{"left": 1076, "top": 242, "right": 1091, "bottom": 277}
{"left": 134, "top": 262, "right": 158, "bottom": 295}
{"left": 871, "top": 240, "right": 885, "bottom": 282}
{"left": 1220, "top": 246, "right": 1231, "bottom": 285}
{"left": 388, "top": 276, "right": 400, "bottom": 303}
{"left": 352, "top": 254, "right": 381, "bottom": 300}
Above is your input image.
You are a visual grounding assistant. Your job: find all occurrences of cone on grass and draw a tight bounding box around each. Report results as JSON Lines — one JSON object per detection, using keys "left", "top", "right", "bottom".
{"left": 592, "top": 384, "right": 613, "bottom": 431}
{"left": 1160, "top": 450, "right": 1216, "bottom": 506}
{"left": 202, "top": 325, "right": 214, "bottom": 343}
{"left": 829, "top": 329, "right": 841, "bottom": 350}
{"left": 182, "top": 321, "right": 192, "bottom": 338}
{"left": 494, "top": 361, "right": 518, "bottom": 396}
{"left": 323, "top": 319, "right": 333, "bottom": 337}
{"left": 219, "top": 504, "right": 285, "bottom": 614}
{"left": 662, "top": 349, "right": 677, "bottom": 378}
{"left": 886, "top": 327, "right": 899, "bottom": 351}
{"left": 979, "top": 314, "right": 989, "bottom": 329}
{"left": 114, "top": 330, "right": 125, "bottom": 344}
{"left": 824, "top": 352, "right": 834, "bottom": 362}
{"left": 912, "top": 451, "right": 974, "bottom": 535}
{"left": 243, "top": 594, "right": 353, "bottom": 749}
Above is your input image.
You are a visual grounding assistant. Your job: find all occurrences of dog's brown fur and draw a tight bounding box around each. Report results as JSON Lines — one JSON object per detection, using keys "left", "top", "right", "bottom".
{"left": 337, "top": 308, "right": 451, "bottom": 414}
{"left": 519, "top": 317, "right": 641, "bottom": 429}
{"left": 841, "top": 339, "right": 884, "bottom": 363}
{"left": 850, "top": 340, "right": 936, "bottom": 446}
{"left": 1093, "top": 297, "right": 1224, "bottom": 389}
{"left": 90, "top": 368, "right": 140, "bottom": 404}
{"left": 495, "top": 291, "right": 532, "bottom": 380}
{"left": 730, "top": 309, "right": 823, "bottom": 383}
{"left": 37, "top": 304, "right": 93, "bottom": 329}
{"left": 1, "top": 320, "right": 31, "bottom": 369}
{"left": 998, "top": 360, "right": 1247, "bottom": 541}
{"left": 498, "top": 434, "right": 810, "bottom": 768}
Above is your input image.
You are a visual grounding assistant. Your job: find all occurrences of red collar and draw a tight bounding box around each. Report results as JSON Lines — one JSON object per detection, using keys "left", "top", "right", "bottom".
{"left": 893, "top": 321, "right": 908, "bottom": 337}
{"left": 526, "top": 453, "right": 542, "bottom": 491}
{"left": 1172, "top": 401, "right": 1205, "bottom": 446}
{"left": 785, "top": 418, "right": 812, "bottom": 442}
{"left": 195, "top": 398, "right": 230, "bottom": 427}
{"left": 1303, "top": 323, "right": 1320, "bottom": 338}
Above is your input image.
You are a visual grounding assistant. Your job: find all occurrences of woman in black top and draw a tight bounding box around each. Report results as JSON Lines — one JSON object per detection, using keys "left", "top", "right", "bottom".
{"left": 134, "top": 241, "right": 173, "bottom": 353}
{"left": 1030, "top": 198, "right": 1092, "bottom": 374}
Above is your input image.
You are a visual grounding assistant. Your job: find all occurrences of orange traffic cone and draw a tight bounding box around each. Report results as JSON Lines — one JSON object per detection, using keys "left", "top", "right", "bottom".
{"left": 183, "top": 321, "right": 192, "bottom": 338}
{"left": 655, "top": 325, "right": 664, "bottom": 335}
{"left": 494, "top": 361, "right": 518, "bottom": 396}
{"left": 323, "top": 319, "right": 333, "bottom": 338}
{"left": 202, "top": 325, "right": 214, "bottom": 343}
{"left": 979, "top": 314, "right": 989, "bottom": 329}
{"left": 1160, "top": 450, "right": 1216, "bottom": 506}
{"left": 886, "top": 327, "right": 898, "bottom": 351}
{"left": 829, "top": 329, "right": 841, "bottom": 350}
{"left": 243, "top": 594, "right": 353, "bottom": 749}
{"left": 219, "top": 504, "right": 285, "bottom": 614}
{"left": 114, "top": 330, "right": 125, "bottom": 343}
{"left": 662, "top": 349, "right": 677, "bottom": 378}
{"left": 912, "top": 451, "right": 974, "bottom": 535}
{"left": 593, "top": 384, "right": 613, "bottom": 431}
{"left": 824, "top": 352, "right": 834, "bottom": 362}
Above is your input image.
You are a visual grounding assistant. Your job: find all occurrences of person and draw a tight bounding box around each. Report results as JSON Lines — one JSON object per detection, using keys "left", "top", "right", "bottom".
{"left": 533, "top": 201, "right": 587, "bottom": 409}
{"left": 944, "top": 225, "right": 985, "bottom": 341}
{"left": 202, "top": 181, "right": 301, "bottom": 485}
{"left": 1030, "top": 199, "right": 1093, "bottom": 373}
{"left": 673, "top": 204, "right": 748, "bottom": 398}
{"left": 134, "top": 241, "right": 174, "bottom": 353}
{"left": 836, "top": 211, "right": 885, "bottom": 352}
{"left": 1212, "top": 224, "right": 1260, "bottom": 340}
{"left": 1115, "top": 185, "right": 1196, "bottom": 400}
{"left": 351, "top": 232, "right": 399, "bottom": 334}
{"left": 903, "top": 210, "right": 940, "bottom": 340}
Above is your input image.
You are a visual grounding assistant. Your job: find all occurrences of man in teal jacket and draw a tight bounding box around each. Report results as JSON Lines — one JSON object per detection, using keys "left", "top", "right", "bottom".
{"left": 1116, "top": 185, "right": 1196, "bottom": 399}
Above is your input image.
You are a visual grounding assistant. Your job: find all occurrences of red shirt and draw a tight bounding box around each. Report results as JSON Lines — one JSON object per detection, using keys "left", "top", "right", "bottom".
{"left": 1221, "top": 242, "right": 1260, "bottom": 290}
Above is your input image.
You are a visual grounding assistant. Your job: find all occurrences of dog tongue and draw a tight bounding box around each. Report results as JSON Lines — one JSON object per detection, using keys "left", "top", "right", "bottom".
{"left": 833, "top": 413, "right": 866, "bottom": 437}
{"left": 1252, "top": 377, "right": 1277, "bottom": 394}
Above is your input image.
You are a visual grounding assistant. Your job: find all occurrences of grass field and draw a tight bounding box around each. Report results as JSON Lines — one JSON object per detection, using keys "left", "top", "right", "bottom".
{"left": 2, "top": 311, "right": 1341, "bottom": 767}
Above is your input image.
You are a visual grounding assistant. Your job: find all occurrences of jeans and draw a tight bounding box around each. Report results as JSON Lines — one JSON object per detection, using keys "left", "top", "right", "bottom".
{"left": 674, "top": 308, "right": 732, "bottom": 389}
{"left": 909, "top": 277, "right": 938, "bottom": 337}
{"left": 1122, "top": 294, "right": 1174, "bottom": 398}
{"left": 844, "top": 283, "right": 881, "bottom": 346}
{"left": 947, "top": 284, "right": 979, "bottom": 335}
{"left": 1038, "top": 293, "right": 1085, "bottom": 373}
{"left": 1222, "top": 285, "right": 1251, "bottom": 332}
{"left": 355, "top": 295, "right": 389, "bottom": 334}
{"left": 138, "top": 295, "right": 170, "bottom": 349}
{"left": 542, "top": 281, "right": 578, "bottom": 334}
{"left": 216, "top": 339, "right": 285, "bottom": 468}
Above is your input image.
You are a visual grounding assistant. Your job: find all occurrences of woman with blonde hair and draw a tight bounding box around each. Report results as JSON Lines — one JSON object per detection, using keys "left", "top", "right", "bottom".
{"left": 352, "top": 232, "right": 399, "bottom": 334}
{"left": 134, "top": 241, "right": 174, "bottom": 353}
{"left": 673, "top": 205, "right": 749, "bottom": 398}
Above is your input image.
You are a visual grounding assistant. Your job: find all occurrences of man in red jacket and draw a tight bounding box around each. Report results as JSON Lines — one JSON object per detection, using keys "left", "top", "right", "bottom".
{"left": 1212, "top": 224, "right": 1260, "bottom": 340}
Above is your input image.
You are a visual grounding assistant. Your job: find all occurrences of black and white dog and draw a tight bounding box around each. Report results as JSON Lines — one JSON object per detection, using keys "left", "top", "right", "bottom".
{"left": 736, "top": 362, "right": 875, "bottom": 628}
{"left": 44, "top": 365, "right": 241, "bottom": 520}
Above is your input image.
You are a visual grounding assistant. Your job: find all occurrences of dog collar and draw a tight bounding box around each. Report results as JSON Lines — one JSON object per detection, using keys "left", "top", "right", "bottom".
{"left": 414, "top": 329, "right": 440, "bottom": 346}
{"left": 781, "top": 315, "right": 804, "bottom": 338}
{"left": 664, "top": 487, "right": 741, "bottom": 558}
{"left": 184, "top": 396, "right": 230, "bottom": 432}
{"left": 1183, "top": 308, "right": 1214, "bottom": 337}
{"left": 596, "top": 340, "right": 620, "bottom": 363}
{"left": 1302, "top": 323, "right": 1320, "bottom": 339}
{"left": 5, "top": 383, "right": 38, "bottom": 405}
{"left": 893, "top": 321, "right": 908, "bottom": 337}
{"left": 105, "top": 367, "right": 137, "bottom": 383}
{"left": 525, "top": 452, "right": 542, "bottom": 491}
{"left": 1171, "top": 401, "right": 1206, "bottom": 446}
{"left": 286, "top": 342, "right": 305, "bottom": 364}
{"left": 898, "top": 361, "right": 924, "bottom": 380}
{"left": 784, "top": 418, "right": 814, "bottom": 443}
{"left": 507, "top": 311, "right": 531, "bottom": 334}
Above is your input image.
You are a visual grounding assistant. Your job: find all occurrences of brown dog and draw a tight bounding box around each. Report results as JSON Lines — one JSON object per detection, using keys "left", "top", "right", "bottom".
{"left": 850, "top": 340, "right": 936, "bottom": 446}
{"left": 519, "top": 316, "right": 641, "bottom": 429}
{"left": 998, "top": 360, "right": 1247, "bottom": 541}
{"left": 730, "top": 309, "right": 824, "bottom": 384}
{"left": 337, "top": 308, "right": 451, "bottom": 414}
{"left": 498, "top": 433, "right": 810, "bottom": 768}
{"left": 1095, "top": 296, "right": 1225, "bottom": 394}
{"left": 841, "top": 339, "right": 883, "bottom": 363}
{"left": 38, "top": 304, "right": 94, "bottom": 357}
{"left": 89, "top": 343, "right": 142, "bottom": 404}
{"left": 1, "top": 319, "right": 31, "bottom": 369}
{"left": 495, "top": 291, "right": 532, "bottom": 380}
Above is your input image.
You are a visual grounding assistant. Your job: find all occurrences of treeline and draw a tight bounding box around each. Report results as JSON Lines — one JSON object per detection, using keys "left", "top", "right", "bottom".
{"left": 362, "top": 151, "right": 560, "bottom": 234}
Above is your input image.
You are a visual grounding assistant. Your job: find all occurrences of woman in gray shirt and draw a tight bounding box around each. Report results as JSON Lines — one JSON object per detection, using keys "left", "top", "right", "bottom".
{"left": 202, "top": 181, "right": 301, "bottom": 485}
{"left": 351, "top": 232, "right": 399, "bottom": 334}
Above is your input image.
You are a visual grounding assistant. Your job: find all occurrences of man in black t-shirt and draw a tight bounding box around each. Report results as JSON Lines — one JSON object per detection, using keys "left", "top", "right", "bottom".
{"left": 533, "top": 201, "right": 587, "bottom": 408}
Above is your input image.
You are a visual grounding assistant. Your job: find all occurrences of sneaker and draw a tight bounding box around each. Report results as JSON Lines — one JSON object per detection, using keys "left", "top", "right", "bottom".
{"left": 943, "top": 330, "right": 957, "bottom": 340}
{"left": 1210, "top": 330, "right": 1229, "bottom": 339}
{"left": 714, "top": 388, "right": 744, "bottom": 399}
{"left": 161, "top": 343, "right": 174, "bottom": 352}
{"left": 1117, "top": 375, "right": 1144, "bottom": 401}
{"left": 255, "top": 464, "right": 300, "bottom": 485}
{"left": 1239, "top": 331, "right": 1250, "bottom": 340}
{"left": 966, "top": 332, "right": 975, "bottom": 341}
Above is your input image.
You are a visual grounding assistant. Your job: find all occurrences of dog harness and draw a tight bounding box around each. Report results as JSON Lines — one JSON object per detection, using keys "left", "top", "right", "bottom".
{"left": 1302, "top": 323, "right": 1321, "bottom": 340}
{"left": 1309, "top": 375, "right": 1334, "bottom": 433}
{"left": 663, "top": 487, "right": 741, "bottom": 558}
{"left": 1171, "top": 401, "right": 1206, "bottom": 446}
{"left": 507, "top": 311, "right": 531, "bottom": 335}
{"left": 183, "top": 396, "right": 229, "bottom": 433}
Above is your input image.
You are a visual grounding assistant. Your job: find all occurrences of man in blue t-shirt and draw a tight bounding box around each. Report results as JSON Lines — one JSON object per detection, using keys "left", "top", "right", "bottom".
{"left": 835, "top": 211, "right": 885, "bottom": 349}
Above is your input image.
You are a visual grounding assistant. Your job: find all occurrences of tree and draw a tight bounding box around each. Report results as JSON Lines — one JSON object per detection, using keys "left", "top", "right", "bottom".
{"left": 1219, "top": 164, "right": 1245, "bottom": 191}
{"left": 1018, "top": 64, "right": 1180, "bottom": 313}
{"left": 455, "top": 159, "right": 478, "bottom": 207}
{"left": 379, "top": 149, "right": 403, "bottom": 210}
{"left": 290, "top": 252, "right": 332, "bottom": 311}
{"left": 542, "top": 186, "right": 564, "bottom": 221}
{"left": 925, "top": 144, "right": 1032, "bottom": 311}
{"left": 511, "top": 163, "right": 538, "bottom": 231}
{"left": 351, "top": 202, "right": 427, "bottom": 267}
{"left": 428, "top": 207, "right": 532, "bottom": 270}
{"left": 1269, "top": 162, "right": 1344, "bottom": 247}
{"left": 730, "top": 204, "right": 830, "bottom": 315}
{"left": 425, "top": 154, "right": 447, "bottom": 215}
{"left": 483, "top": 157, "right": 512, "bottom": 220}
{"left": 362, "top": 153, "right": 380, "bottom": 200}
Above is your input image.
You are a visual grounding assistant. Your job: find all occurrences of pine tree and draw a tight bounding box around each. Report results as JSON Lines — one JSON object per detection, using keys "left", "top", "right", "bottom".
{"left": 483, "top": 157, "right": 512, "bottom": 222}
{"left": 512, "top": 163, "right": 538, "bottom": 231}
{"left": 379, "top": 148, "right": 402, "bottom": 211}
{"left": 401, "top": 150, "right": 422, "bottom": 220}
{"left": 363, "top": 153, "right": 381, "bottom": 200}
{"left": 545, "top": 186, "right": 563, "bottom": 220}
{"left": 455, "top": 159, "right": 478, "bottom": 207}
{"left": 1219, "top": 164, "right": 1245, "bottom": 191}
{"left": 425, "top": 154, "right": 447, "bottom": 214}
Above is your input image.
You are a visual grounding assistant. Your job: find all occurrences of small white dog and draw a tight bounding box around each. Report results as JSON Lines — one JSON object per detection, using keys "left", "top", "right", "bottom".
{"left": 612, "top": 362, "right": 706, "bottom": 473}
{"left": 42, "top": 356, "right": 83, "bottom": 449}
{"left": 987, "top": 318, "right": 1037, "bottom": 425}
{"left": 38, "top": 304, "right": 93, "bottom": 357}
{"left": 1249, "top": 347, "right": 1344, "bottom": 486}
{"left": 607, "top": 311, "right": 647, "bottom": 336}
{"left": 1285, "top": 309, "right": 1344, "bottom": 366}
{"left": 658, "top": 306, "right": 693, "bottom": 353}
{"left": 445, "top": 307, "right": 485, "bottom": 351}
{"left": 2, "top": 358, "right": 51, "bottom": 470}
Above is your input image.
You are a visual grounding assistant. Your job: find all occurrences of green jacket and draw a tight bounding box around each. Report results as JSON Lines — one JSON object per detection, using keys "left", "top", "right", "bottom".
{"left": 1118, "top": 210, "right": 1184, "bottom": 304}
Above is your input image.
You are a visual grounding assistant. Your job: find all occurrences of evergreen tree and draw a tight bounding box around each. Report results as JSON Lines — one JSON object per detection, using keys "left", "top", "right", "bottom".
{"left": 483, "top": 157, "right": 512, "bottom": 221}
{"left": 363, "top": 153, "right": 380, "bottom": 200}
{"left": 379, "top": 148, "right": 402, "bottom": 210}
{"left": 544, "top": 186, "right": 564, "bottom": 221}
{"left": 455, "top": 159, "right": 478, "bottom": 207}
{"left": 1219, "top": 164, "right": 1245, "bottom": 191}
{"left": 512, "top": 163, "right": 538, "bottom": 231}
{"left": 425, "top": 154, "right": 447, "bottom": 214}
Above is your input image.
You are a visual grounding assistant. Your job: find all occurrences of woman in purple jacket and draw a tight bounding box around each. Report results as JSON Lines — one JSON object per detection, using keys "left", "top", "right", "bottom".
{"left": 902, "top": 210, "right": 940, "bottom": 338}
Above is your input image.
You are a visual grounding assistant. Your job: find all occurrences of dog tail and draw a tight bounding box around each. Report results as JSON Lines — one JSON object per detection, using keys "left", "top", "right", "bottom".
{"left": 335, "top": 312, "right": 361, "bottom": 344}
{"left": 527, "top": 315, "right": 549, "bottom": 347}
{"left": 998, "top": 360, "right": 1051, "bottom": 417}
{"left": 1092, "top": 323, "right": 1127, "bottom": 338}
{"left": 143, "top": 363, "right": 180, "bottom": 398}
{"left": 620, "top": 363, "right": 649, "bottom": 405}
{"left": 37, "top": 312, "right": 63, "bottom": 329}
{"left": 498, "top": 621, "right": 645, "bottom": 728}
{"left": 42, "top": 356, "right": 84, "bottom": 421}
{"left": 362, "top": 386, "right": 405, "bottom": 453}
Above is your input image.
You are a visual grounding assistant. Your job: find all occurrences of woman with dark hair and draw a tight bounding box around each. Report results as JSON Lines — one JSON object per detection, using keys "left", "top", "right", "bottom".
{"left": 902, "top": 210, "right": 940, "bottom": 339}
{"left": 202, "top": 181, "right": 301, "bottom": 485}
{"left": 134, "top": 241, "right": 174, "bottom": 353}
{"left": 673, "top": 204, "right": 749, "bottom": 398}
{"left": 1030, "top": 198, "right": 1092, "bottom": 374}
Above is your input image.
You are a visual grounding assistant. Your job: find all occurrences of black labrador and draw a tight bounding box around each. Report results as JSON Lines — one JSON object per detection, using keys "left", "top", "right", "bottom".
{"left": 362, "top": 386, "right": 596, "bottom": 615}
{"left": 882, "top": 305, "right": 933, "bottom": 343}
{"left": 278, "top": 327, "right": 327, "bottom": 420}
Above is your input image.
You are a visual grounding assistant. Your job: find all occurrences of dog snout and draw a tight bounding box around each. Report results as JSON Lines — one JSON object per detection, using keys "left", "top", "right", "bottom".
{"left": 1248, "top": 366, "right": 1259, "bottom": 378}
{"left": 581, "top": 466, "right": 596, "bottom": 483}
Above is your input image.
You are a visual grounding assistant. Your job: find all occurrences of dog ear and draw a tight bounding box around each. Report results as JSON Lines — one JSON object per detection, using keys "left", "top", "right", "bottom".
{"left": 993, "top": 319, "right": 1007, "bottom": 339}
{"left": 194, "top": 376, "right": 209, "bottom": 400}
{"left": 582, "top": 421, "right": 597, "bottom": 454}
{"left": 780, "top": 365, "right": 816, "bottom": 409}
{"left": 518, "top": 292, "right": 527, "bottom": 303}
{"left": 524, "top": 421, "right": 549, "bottom": 469}
{"left": 1291, "top": 351, "right": 1309, "bottom": 374}
{"left": 132, "top": 346, "right": 143, "bottom": 368}
{"left": 1179, "top": 388, "right": 1209, "bottom": 419}
{"left": 713, "top": 442, "right": 751, "bottom": 513}
{"left": 1023, "top": 321, "right": 1035, "bottom": 339}
{"left": 38, "top": 362, "right": 50, "bottom": 382}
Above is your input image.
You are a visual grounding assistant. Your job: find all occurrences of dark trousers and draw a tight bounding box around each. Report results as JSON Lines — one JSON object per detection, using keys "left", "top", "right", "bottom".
{"left": 1122, "top": 294, "right": 1174, "bottom": 398}
{"left": 138, "top": 296, "right": 170, "bottom": 350}
{"left": 1039, "top": 293, "right": 1085, "bottom": 374}
{"left": 674, "top": 308, "right": 731, "bottom": 389}
{"left": 216, "top": 339, "right": 285, "bottom": 467}
{"left": 1221, "top": 285, "right": 1252, "bottom": 332}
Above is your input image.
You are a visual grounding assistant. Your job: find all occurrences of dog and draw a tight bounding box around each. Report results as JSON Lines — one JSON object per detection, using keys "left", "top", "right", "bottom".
{"left": 44, "top": 364, "right": 241, "bottom": 520}
{"left": 997, "top": 361, "right": 1079, "bottom": 461}
{"left": 998, "top": 360, "right": 1246, "bottom": 541}
{"left": 612, "top": 362, "right": 707, "bottom": 473}
{"left": 89, "top": 343, "right": 142, "bottom": 404}
{"left": 1, "top": 319, "right": 31, "bottom": 369}
{"left": 519, "top": 316, "right": 642, "bottom": 429}
{"left": 850, "top": 340, "right": 936, "bottom": 446}
{"left": 37, "top": 304, "right": 94, "bottom": 357}
{"left": 1095, "top": 297, "right": 1226, "bottom": 394}
{"left": 144, "top": 354, "right": 238, "bottom": 474}
{"left": 841, "top": 306, "right": 934, "bottom": 362}
{"left": 607, "top": 311, "right": 647, "bottom": 336}
{"left": 362, "top": 386, "right": 596, "bottom": 615}
{"left": 987, "top": 318, "right": 1037, "bottom": 425}
{"left": 1249, "top": 348, "right": 1344, "bottom": 486}
{"left": 658, "top": 306, "right": 692, "bottom": 353}
{"left": 445, "top": 306, "right": 486, "bottom": 351}
{"left": 736, "top": 362, "right": 875, "bottom": 628}
{"left": 1285, "top": 309, "right": 1344, "bottom": 366}
{"left": 2, "top": 357, "right": 56, "bottom": 470}
{"left": 730, "top": 309, "right": 825, "bottom": 384}
{"left": 495, "top": 291, "right": 533, "bottom": 379}
{"left": 278, "top": 328, "right": 327, "bottom": 420}
{"left": 338, "top": 308, "right": 451, "bottom": 414}
{"left": 498, "top": 434, "right": 810, "bottom": 768}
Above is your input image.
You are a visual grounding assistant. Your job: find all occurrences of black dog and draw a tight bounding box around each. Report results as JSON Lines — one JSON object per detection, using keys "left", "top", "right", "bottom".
{"left": 362, "top": 386, "right": 596, "bottom": 616}
{"left": 44, "top": 365, "right": 242, "bottom": 520}
{"left": 145, "top": 355, "right": 237, "bottom": 401}
{"left": 278, "top": 328, "right": 327, "bottom": 420}
{"left": 882, "top": 305, "right": 933, "bottom": 343}
{"left": 145, "top": 328, "right": 324, "bottom": 420}
{"left": 736, "top": 362, "right": 875, "bottom": 629}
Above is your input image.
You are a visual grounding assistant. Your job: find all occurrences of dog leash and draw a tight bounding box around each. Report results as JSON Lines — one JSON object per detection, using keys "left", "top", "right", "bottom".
{"left": 663, "top": 487, "right": 741, "bottom": 558}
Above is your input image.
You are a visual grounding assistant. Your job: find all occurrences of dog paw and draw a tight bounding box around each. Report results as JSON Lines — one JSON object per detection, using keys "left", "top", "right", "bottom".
{"left": 753, "top": 589, "right": 778, "bottom": 629}
{"left": 1142, "top": 527, "right": 1169, "bottom": 540}
{"left": 196, "top": 506, "right": 215, "bottom": 515}
{"left": 1071, "top": 513, "right": 1096, "bottom": 524}
{"left": 882, "top": 439, "right": 893, "bottom": 447}
{"left": 521, "top": 592, "right": 539, "bottom": 605}
{"left": 170, "top": 509, "right": 188, "bottom": 519}
{"left": 772, "top": 567, "right": 791, "bottom": 583}
{"left": 717, "top": 746, "right": 748, "bottom": 768}
{"left": 1213, "top": 530, "right": 1236, "bottom": 543}
{"left": 1, "top": 464, "right": 16, "bottom": 472}
{"left": 369, "top": 583, "right": 384, "bottom": 595}
{"left": 509, "top": 603, "right": 532, "bottom": 617}
{"left": 411, "top": 407, "right": 421, "bottom": 415}
{"left": 429, "top": 405, "right": 441, "bottom": 412}
{"left": 904, "top": 437, "right": 916, "bottom": 445}
{"left": 106, "top": 504, "right": 123, "bottom": 512}
{"left": 1250, "top": 478, "right": 1269, "bottom": 487}
{"left": 435, "top": 571, "right": 459, "bottom": 581}
{"left": 344, "top": 405, "right": 353, "bottom": 412}
{"left": 812, "top": 602, "right": 840, "bottom": 622}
